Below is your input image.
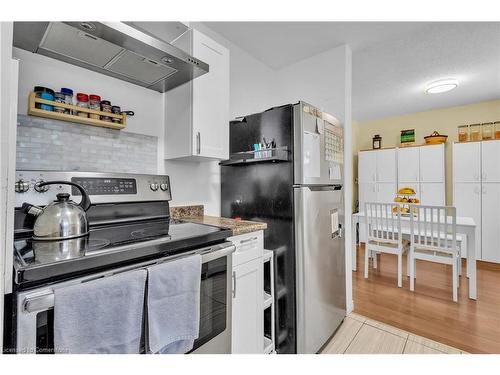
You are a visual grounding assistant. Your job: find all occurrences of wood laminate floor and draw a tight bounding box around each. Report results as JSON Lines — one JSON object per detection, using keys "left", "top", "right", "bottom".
{"left": 322, "top": 313, "right": 465, "bottom": 354}
{"left": 352, "top": 245, "right": 500, "bottom": 353}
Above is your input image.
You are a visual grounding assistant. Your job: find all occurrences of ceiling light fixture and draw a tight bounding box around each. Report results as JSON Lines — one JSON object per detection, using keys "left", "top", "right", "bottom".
{"left": 425, "top": 78, "right": 459, "bottom": 94}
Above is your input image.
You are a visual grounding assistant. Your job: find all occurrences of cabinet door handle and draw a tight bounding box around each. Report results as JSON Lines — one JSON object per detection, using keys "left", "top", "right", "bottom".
{"left": 232, "top": 271, "right": 236, "bottom": 298}
{"left": 240, "top": 236, "right": 258, "bottom": 244}
{"left": 196, "top": 132, "right": 201, "bottom": 155}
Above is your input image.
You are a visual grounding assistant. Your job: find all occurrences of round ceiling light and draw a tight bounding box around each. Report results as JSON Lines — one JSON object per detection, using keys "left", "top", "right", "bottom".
{"left": 425, "top": 78, "right": 459, "bottom": 94}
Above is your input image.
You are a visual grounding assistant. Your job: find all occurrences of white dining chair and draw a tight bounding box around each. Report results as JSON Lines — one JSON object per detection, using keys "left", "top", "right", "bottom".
{"left": 409, "top": 205, "right": 461, "bottom": 302}
{"left": 364, "top": 202, "right": 407, "bottom": 287}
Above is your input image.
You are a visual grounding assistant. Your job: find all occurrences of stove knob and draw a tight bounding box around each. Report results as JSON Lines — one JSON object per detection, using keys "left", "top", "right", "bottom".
{"left": 34, "top": 180, "right": 50, "bottom": 193}
{"left": 160, "top": 183, "right": 168, "bottom": 191}
{"left": 150, "top": 183, "right": 159, "bottom": 191}
{"left": 15, "top": 179, "right": 30, "bottom": 193}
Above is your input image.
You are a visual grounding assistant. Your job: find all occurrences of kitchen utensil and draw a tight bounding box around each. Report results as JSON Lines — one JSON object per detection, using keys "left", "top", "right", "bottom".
{"left": 424, "top": 131, "right": 448, "bottom": 144}
{"left": 22, "top": 181, "right": 91, "bottom": 240}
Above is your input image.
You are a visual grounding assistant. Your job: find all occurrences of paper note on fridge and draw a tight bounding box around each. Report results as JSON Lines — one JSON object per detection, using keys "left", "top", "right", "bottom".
{"left": 303, "top": 131, "right": 321, "bottom": 178}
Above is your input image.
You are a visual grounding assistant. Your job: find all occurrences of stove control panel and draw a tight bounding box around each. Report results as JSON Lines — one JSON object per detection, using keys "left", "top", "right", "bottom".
{"left": 71, "top": 177, "right": 138, "bottom": 195}
{"left": 14, "top": 171, "right": 172, "bottom": 207}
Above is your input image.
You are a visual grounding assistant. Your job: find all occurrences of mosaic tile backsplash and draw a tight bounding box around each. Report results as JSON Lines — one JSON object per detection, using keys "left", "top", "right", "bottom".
{"left": 16, "top": 115, "right": 158, "bottom": 173}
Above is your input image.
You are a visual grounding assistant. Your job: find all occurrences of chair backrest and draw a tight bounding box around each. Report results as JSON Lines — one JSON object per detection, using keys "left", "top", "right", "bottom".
{"left": 409, "top": 205, "right": 457, "bottom": 253}
{"left": 365, "top": 202, "right": 402, "bottom": 245}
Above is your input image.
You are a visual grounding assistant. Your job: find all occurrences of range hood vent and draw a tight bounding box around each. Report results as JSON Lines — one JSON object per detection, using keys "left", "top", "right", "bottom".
{"left": 13, "top": 22, "right": 209, "bottom": 93}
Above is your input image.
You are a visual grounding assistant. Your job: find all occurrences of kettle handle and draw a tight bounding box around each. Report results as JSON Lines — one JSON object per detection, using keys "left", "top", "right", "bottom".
{"left": 36, "top": 181, "right": 91, "bottom": 211}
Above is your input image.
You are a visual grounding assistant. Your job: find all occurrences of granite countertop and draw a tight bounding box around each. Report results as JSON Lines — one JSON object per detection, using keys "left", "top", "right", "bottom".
{"left": 171, "top": 205, "right": 267, "bottom": 236}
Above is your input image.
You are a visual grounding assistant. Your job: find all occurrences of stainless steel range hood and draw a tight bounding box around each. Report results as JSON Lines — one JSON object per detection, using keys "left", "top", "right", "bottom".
{"left": 13, "top": 22, "right": 209, "bottom": 93}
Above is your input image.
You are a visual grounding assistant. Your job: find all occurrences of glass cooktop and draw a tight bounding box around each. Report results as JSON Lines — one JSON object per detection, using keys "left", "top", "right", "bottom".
{"left": 13, "top": 219, "right": 232, "bottom": 286}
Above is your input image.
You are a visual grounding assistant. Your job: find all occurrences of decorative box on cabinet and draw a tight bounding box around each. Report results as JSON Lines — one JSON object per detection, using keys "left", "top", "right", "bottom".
{"left": 165, "top": 28, "right": 230, "bottom": 161}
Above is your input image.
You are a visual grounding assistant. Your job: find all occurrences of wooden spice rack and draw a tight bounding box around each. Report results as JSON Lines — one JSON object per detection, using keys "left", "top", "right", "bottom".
{"left": 28, "top": 92, "right": 127, "bottom": 130}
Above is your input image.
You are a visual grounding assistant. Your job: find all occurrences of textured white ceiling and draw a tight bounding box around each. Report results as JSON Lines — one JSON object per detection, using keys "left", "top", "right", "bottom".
{"left": 204, "top": 22, "right": 500, "bottom": 121}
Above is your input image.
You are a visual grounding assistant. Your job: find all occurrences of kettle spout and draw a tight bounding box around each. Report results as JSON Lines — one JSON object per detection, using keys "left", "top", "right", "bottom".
{"left": 22, "top": 203, "right": 44, "bottom": 217}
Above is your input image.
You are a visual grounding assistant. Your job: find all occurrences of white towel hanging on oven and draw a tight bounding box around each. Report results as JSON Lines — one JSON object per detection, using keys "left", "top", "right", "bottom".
{"left": 53, "top": 269, "right": 147, "bottom": 354}
{"left": 146, "top": 254, "right": 202, "bottom": 354}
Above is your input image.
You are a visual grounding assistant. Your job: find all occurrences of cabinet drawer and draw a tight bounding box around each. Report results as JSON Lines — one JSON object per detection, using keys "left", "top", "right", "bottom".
{"left": 229, "top": 231, "right": 264, "bottom": 267}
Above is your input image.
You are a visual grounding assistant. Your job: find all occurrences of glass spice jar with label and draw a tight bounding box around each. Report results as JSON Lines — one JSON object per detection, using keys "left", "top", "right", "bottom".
{"left": 76, "top": 93, "right": 89, "bottom": 118}
{"left": 470, "top": 123, "right": 481, "bottom": 141}
{"left": 482, "top": 122, "right": 493, "bottom": 140}
{"left": 89, "top": 95, "right": 101, "bottom": 120}
{"left": 495, "top": 121, "right": 500, "bottom": 140}
{"left": 100, "top": 100, "right": 112, "bottom": 122}
{"left": 458, "top": 125, "right": 469, "bottom": 142}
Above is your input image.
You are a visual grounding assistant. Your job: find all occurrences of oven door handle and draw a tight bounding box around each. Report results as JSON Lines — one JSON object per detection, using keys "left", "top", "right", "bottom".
{"left": 21, "top": 243, "right": 236, "bottom": 313}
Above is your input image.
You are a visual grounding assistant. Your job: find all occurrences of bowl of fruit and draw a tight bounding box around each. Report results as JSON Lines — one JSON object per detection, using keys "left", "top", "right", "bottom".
{"left": 393, "top": 187, "right": 420, "bottom": 215}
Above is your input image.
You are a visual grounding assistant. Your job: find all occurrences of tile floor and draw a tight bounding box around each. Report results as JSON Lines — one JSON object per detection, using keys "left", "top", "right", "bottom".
{"left": 321, "top": 313, "right": 468, "bottom": 354}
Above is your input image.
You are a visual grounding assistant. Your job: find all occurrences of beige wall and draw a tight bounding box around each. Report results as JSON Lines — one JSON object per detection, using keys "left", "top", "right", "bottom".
{"left": 353, "top": 99, "right": 500, "bottom": 207}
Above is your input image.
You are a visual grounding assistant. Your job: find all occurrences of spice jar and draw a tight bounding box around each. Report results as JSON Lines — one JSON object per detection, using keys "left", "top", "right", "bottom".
{"left": 111, "top": 105, "right": 122, "bottom": 124}
{"left": 495, "top": 121, "right": 500, "bottom": 140}
{"left": 100, "top": 100, "right": 112, "bottom": 122}
{"left": 61, "top": 88, "right": 74, "bottom": 114}
{"left": 34, "top": 86, "right": 55, "bottom": 111}
{"left": 482, "top": 122, "right": 494, "bottom": 140}
{"left": 470, "top": 124, "right": 481, "bottom": 141}
{"left": 458, "top": 125, "right": 469, "bottom": 142}
{"left": 76, "top": 93, "right": 89, "bottom": 118}
{"left": 89, "top": 95, "right": 101, "bottom": 120}
{"left": 54, "top": 92, "right": 66, "bottom": 113}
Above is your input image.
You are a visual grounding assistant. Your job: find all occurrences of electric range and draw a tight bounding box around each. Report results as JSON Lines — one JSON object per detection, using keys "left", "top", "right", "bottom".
{"left": 12, "top": 170, "right": 232, "bottom": 289}
{"left": 7, "top": 170, "right": 235, "bottom": 354}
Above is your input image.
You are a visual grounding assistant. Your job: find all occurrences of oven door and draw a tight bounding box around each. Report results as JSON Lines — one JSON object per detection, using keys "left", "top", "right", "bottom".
{"left": 13, "top": 242, "right": 234, "bottom": 354}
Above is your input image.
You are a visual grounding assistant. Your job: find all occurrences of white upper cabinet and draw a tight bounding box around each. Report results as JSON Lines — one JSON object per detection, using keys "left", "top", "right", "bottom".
{"left": 453, "top": 142, "right": 481, "bottom": 183}
{"left": 398, "top": 147, "right": 419, "bottom": 182}
{"left": 358, "top": 151, "right": 377, "bottom": 183}
{"left": 481, "top": 140, "right": 500, "bottom": 182}
{"left": 419, "top": 144, "right": 444, "bottom": 183}
{"left": 165, "top": 28, "right": 230, "bottom": 161}
{"left": 376, "top": 149, "right": 397, "bottom": 182}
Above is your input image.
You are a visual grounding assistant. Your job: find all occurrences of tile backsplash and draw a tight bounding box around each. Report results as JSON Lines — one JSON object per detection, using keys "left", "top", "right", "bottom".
{"left": 16, "top": 115, "right": 158, "bottom": 173}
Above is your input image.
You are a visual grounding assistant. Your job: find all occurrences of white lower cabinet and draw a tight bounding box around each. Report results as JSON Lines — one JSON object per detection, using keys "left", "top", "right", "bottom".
{"left": 481, "top": 183, "right": 500, "bottom": 263}
{"left": 420, "top": 183, "right": 445, "bottom": 206}
{"left": 229, "top": 231, "right": 264, "bottom": 353}
{"left": 231, "top": 257, "right": 263, "bottom": 353}
{"left": 453, "top": 183, "right": 481, "bottom": 259}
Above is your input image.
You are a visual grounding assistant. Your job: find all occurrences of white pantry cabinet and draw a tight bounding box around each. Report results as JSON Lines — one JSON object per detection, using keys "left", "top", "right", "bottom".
{"left": 453, "top": 142, "right": 481, "bottom": 183}
{"left": 481, "top": 183, "right": 500, "bottom": 263}
{"left": 397, "top": 147, "right": 419, "bottom": 182}
{"left": 165, "top": 28, "right": 230, "bottom": 160}
{"left": 453, "top": 140, "right": 500, "bottom": 263}
{"left": 396, "top": 144, "right": 445, "bottom": 204}
{"left": 229, "top": 231, "right": 264, "bottom": 353}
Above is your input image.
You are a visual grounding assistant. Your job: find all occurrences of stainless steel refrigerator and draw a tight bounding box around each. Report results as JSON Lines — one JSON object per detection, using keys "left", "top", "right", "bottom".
{"left": 221, "top": 101, "right": 346, "bottom": 354}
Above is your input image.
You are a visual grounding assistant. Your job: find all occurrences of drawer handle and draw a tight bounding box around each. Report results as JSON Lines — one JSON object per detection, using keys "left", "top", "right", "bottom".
{"left": 239, "top": 237, "right": 258, "bottom": 244}
{"left": 232, "top": 271, "right": 236, "bottom": 298}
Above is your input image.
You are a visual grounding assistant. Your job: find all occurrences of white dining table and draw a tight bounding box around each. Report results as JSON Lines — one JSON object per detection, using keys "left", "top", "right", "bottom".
{"left": 351, "top": 211, "right": 477, "bottom": 300}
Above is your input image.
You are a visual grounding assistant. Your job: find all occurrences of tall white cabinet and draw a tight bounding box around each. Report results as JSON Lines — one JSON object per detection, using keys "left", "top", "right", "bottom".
{"left": 397, "top": 144, "right": 445, "bottom": 206}
{"left": 454, "top": 140, "right": 500, "bottom": 263}
{"left": 358, "top": 144, "right": 445, "bottom": 211}
{"left": 358, "top": 145, "right": 446, "bottom": 243}
{"left": 358, "top": 149, "right": 397, "bottom": 211}
{"left": 165, "top": 28, "right": 230, "bottom": 160}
